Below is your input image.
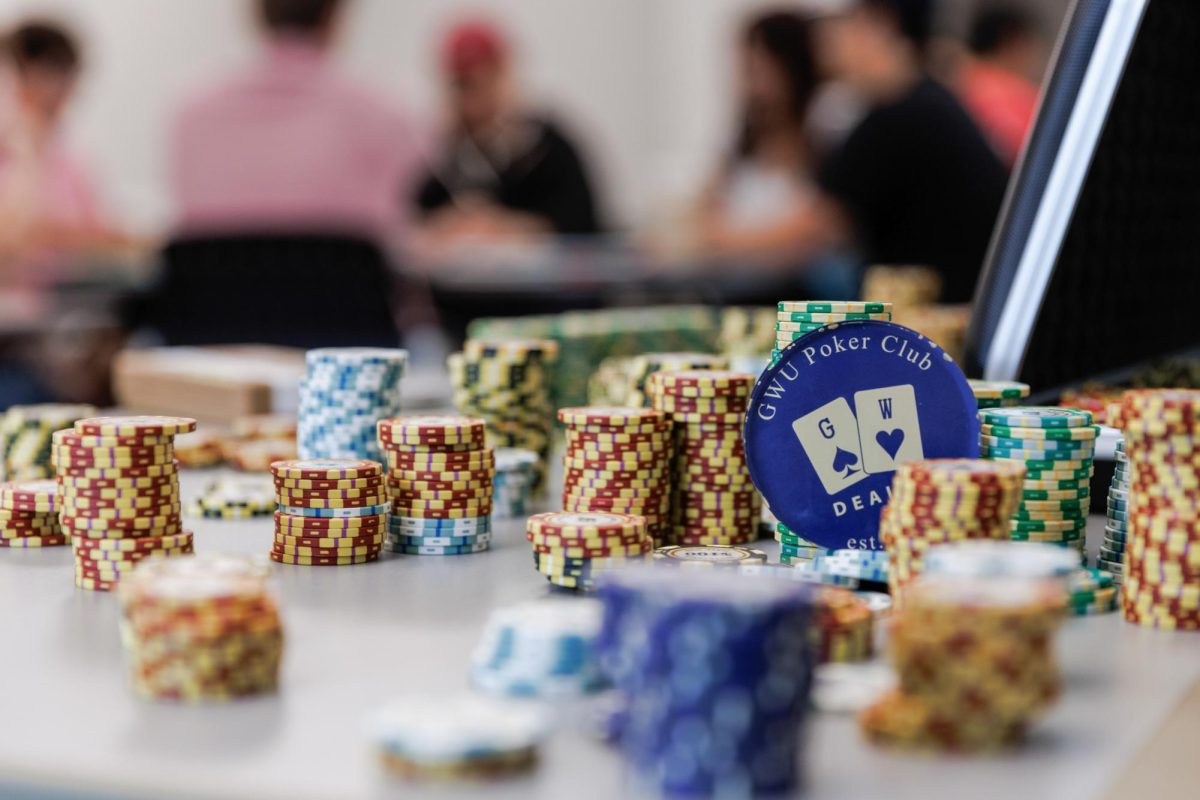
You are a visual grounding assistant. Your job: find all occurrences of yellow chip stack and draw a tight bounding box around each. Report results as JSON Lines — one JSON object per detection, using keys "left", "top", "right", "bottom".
{"left": 0, "top": 404, "right": 97, "bottom": 480}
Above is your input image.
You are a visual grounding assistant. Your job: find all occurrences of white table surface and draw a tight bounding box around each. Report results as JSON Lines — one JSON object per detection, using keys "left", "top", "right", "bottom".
{"left": 1, "top": 471, "right": 1198, "bottom": 800}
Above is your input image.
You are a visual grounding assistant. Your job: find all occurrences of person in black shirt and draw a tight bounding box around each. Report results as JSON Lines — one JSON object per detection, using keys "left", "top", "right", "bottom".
{"left": 813, "top": 0, "right": 1010, "bottom": 303}
{"left": 414, "top": 21, "right": 600, "bottom": 247}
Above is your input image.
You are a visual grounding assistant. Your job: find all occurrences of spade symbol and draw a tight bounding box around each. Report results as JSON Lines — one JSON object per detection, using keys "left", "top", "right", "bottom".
{"left": 831, "top": 447, "right": 860, "bottom": 477}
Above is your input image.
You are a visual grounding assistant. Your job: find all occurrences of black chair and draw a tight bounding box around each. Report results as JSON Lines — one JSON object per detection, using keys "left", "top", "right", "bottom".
{"left": 148, "top": 234, "right": 401, "bottom": 349}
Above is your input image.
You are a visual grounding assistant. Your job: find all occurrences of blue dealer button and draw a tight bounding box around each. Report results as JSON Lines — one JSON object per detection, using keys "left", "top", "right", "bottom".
{"left": 744, "top": 321, "right": 978, "bottom": 551}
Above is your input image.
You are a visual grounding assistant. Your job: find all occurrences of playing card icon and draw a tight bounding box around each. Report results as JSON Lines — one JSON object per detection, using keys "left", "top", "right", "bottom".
{"left": 832, "top": 446, "right": 860, "bottom": 478}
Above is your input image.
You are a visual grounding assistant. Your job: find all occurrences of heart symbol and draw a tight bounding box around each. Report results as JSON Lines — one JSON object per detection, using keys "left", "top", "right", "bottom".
{"left": 876, "top": 429, "right": 905, "bottom": 460}
{"left": 831, "top": 447, "right": 859, "bottom": 476}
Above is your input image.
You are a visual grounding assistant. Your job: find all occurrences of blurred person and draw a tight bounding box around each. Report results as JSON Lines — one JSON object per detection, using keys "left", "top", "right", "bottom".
{"left": 171, "top": 0, "right": 421, "bottom": 240}
{"left": 957, "top": 3, "right": 1046, "bottom": 167}
{"left": 413, "top": 20, "right": 600, "bottom": 251}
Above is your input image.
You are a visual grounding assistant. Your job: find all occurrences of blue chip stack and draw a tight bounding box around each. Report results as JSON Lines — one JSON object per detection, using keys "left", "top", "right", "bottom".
{"left": 1101, "top": 439, "right": 1128, "bottom": 582}
{"left": 597, "top": 566, "right": 815, "bottom": 797}
{"left": 471, "top": 599, "right": 605, "bottom": 697}
{"left": 298, "top": 348, "right": 406, "bottom": 462}
{"left": 492, "top": 448, "right": 538, "bottom": 519}
{"left": 776, "top": 522, "right": 888, "bottom": 588}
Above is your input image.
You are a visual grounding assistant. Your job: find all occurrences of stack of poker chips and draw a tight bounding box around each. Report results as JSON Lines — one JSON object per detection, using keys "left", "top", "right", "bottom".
{"left": 470, "top": 599, "right": 606, "bottom": 697}
{"left": 812, "top": 587, "right": 875, "bottom": 663}
{"left": 492, "top": 448, "right": 537, "bottom": 519}
{"left": 650, "top": 543, "right": 767, "bottom": 569}
{"left": 596, "top": 566, "right": 814, "bottom": 797}
{"left": 880, "top": 459, "right": 1026, "bottom": 604}
{"left": 1067, "top": 567, "right": 1119, "bottom": 615}
{"left": 298, "top": 348, "right": 407, "bottom": 463}
{"left": 0, "top": 404, "right": 96, "bottom": 480}
{"left": 0, "top": 480, "right": 65, "bottom": 547}
{"left": 117, "top": 554, "right": 282, "bottom": 702}
{"left": 448, "top": 339, "right": 556, "bottom": 496}
{"left": 186, "top": 475, "right": 277, "bottom": 520}
{"left": 369, "top": 695, "right": 546, "bottom": 780}
{"left": 378, "top": 416, "right": 494, "bottom": 555}
{"left": 1117, "top": 389, "right": 1200, "bottom": 630}
{"left": 625, "top": 352, "right": 729, "bottom": 407}
{"left": 978, "top": 407, "right": 1097, "bottom": 558}
{"left": 969, "top": 379, "right": 1031, "bottom": 409}
{"left": 773, "top": 301, "right": 893, "bottom": 364}
{"left": 718, "top": 307, "right": 777, "bottom": 358}
{"left": 1101, "top": 438, "right": 1130, "bottom": 579}
{"left": 558, "top": 407, "right": 671, "bottom": 544}
{"left": 860, "top": 574, "right": 1065, "bottom": 753}
{"left": 775, "top": 521, "right": 890, "bottom": 588}
{"left": 270, "top": 459, "right": 387, "bottom": 566}
{"left": 647, "top": 370, "right": 761, "bottom": 546}
{"left": 526, "top": 512, "right": 653, "bottom": 591}
{"left": 55, "top": 416, "right": 197, "bottom": 591}
{"left": 923, "top": 538, "right": 1099, "bottom": 613}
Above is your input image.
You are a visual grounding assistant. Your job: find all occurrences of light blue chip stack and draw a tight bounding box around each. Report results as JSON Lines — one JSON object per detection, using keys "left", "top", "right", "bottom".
{"left": 384, "top": 514, "right": 492, "bottom": 554}
{"left": 1100, "top": 439, "right": 1128, "bottom": 582}
{"left": 471, "top": 599, "right": 605, "bottom": 697}
{"left": 492, "top": 448, "right": 538, "bottom": 519}
{"left": 776, "top": 522, "right": 888, "bottom": 587}
{"left": 298, "top": 348, "right": 406, "bottom": 462}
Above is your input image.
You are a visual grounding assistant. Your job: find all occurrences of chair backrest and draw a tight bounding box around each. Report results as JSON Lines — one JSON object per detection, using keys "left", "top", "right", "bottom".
{"left": 153, "top": 234, "right": 400, "bottom": 349}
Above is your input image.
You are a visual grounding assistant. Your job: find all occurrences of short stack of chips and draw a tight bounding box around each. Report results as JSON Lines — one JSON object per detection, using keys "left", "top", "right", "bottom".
{"left": 1118, "top": 389, "right": 1200, "bottom": 630}
{"left": 1102, "top": 438, "right": 1130, "bottom": 579}
{"left": 1068, "top": 567, "right": 1118, "bottom": 615}
{"left": 378, "top": 416, "right": 494, "bottom": 555}
{"left": 647, "top": 370, "right": 761, "bottom": 546}
{"left": 596, "top": 567, "right": 814, "bottom": 796}
{"left": 492, "top": 448, "right": 537, "bottom": 519}
{"left": 773, "top": 301, "right": 893, "bottom": 364}
{"left": 56, "top": 416, "right": 197, "bottom": 591}
{"left": 880, "top": 459, "right": 1026, "bottom": 604}
{"left": 558, "top": 407, "right": 671, "bottom": 544}
{"left": 775, "top": 522, "right": 831, "bottom": 567}
{"left": 527, "top": 512, "right": 653, "bottom": 591}
{"left": 650, "top": 544, "right": 767, "bottom": 569}
{"left": 978, "top": 407, "right": 1097, "bottom": 559}
{"left": 860, "top": 574, "right": 1065, "bottom": 752}
{"left": 969, "top": 379, "right": 1031, "bottom": 409}
{"left": 117, "top": 555, "right": 282, "bottom": 702}
{"left": 470, "top": 599, "right": 605, "bottom": 697}
{"left": 298, "top": 348, "right": 406, "bottom": 462}
{"left": 448, "top": 339, "right": 556, "bottom": 496}
{"left": 186, "top": 475, "right": 277, "bottom": 520}
{"left": 270, "top": 459, "right": 387, "bottom": 566}
{"left": 0, "top": 480, "right": 64, "bottom": 547}
{"left": 775, "top": 520, "right": 890, "bottom": 588}
{"left": 625, "top": 352, "right": 729, "bottom": 408}
{"left": 812, "top": 587, "right": 875, "bottom": 663}
{"left": 0, "top": 404, "right": 96, "bottom": 480}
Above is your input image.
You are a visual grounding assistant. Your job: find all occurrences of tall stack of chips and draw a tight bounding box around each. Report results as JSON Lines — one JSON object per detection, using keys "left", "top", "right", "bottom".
{"left": 448, "top": 339, "right": 556, "bottom": 495}
{"left": 968, "top": 379, "right": 1031, "bottom": 409}
{"left": 0, "top": 404, "right": 96, "bottom": 480}
{"left": 471, "top": 599, "right": 606, "bottom": 697}
{"left": 298, "top": 348, "right": 407, "bottom": 463}
{"left": 597, "top": 567, "right": 814, "bottom": 796}
{"left": 117, "top": 555, "right": 283, "bottom": 702}
{"left": 880, "top": 459, "right": 1026, "bottom": 604}
{"left": 624, "top": 352, "right": 728, "bottom": 408}
{"left": 270, "top": 459, "right": 387, "bottom": 566}
{"left": 558, "top": 408, "right": 671, "bottom": 544}
{"left": 56, "top": 416, "right": 197, "bottom": 591}
{"left": 378, "top": 416, "right": 494, "bottom": 555}
{"left": 1118, "top": 389, "right": 1200, "bottom": 630}
{"left": 526, "top": 512, "right": 652, "bottom": 591}
{"left": 978, "top": 407, "right": 1097, "bottom": 559}
{"left": 1101, "top": 438, "right": 1130, "bottom": 579}
{"left": 0, "top": 480, "right": 65, "bottom": 547}
{"left": 773, "top": 301, "right": 893, "bottom": 364}
{"left": 646, "top": 370, "right": 761, "bottom": 546}
{"left": 491, "top": 448, "right": 538, "bottom": 519}
{"left": 860, "top": 574, "right": 1065, "bottom": 752}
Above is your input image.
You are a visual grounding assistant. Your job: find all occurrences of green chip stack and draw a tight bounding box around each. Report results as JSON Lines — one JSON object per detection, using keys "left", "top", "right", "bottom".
{"left": 772, "top": 301, "right": 894, "bottom": 365}
{"left": 969, "top": 380, "right": 1031, "bottom": 409}
{"left": 1067, "top": 567, "right": 1118, "bottom": 615}
{"left": 1100, "top": 439, "right": 1128, "bottom": 581}
{"left": 449, "top": 339, "right": 557, "bottom": 496}
{"left": 0, "top": 404, "right": 98, "bottom": 481}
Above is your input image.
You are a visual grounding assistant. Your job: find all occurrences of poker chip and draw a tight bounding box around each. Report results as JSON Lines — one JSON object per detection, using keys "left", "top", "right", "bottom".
{"left": 526, "top": 512, "right": 651, "bottom": 591}
{"left": 651, "top": 544, "right": 768, "bottom": 567}
{"left": 0, "top": 403, "right": 97, "bottom": 481}
{"left": 811, "top": 587, "right": 875, "bottom": 663}
{"left": 74, "top": 415, "right": 197, "bottom": 438}
{"left": 470, "top": 599, "right": 605, "bottom": 697}
{"left": 298, "top": 348, "right": 406, "bottom": 463}
{"left": 1103, "top": 439, "right": 1129, "bottom": 582}
{"left": 270, "top": 459, "right": 382, "bottom": 481}
{"left": 967, "top": 380, "right": 1031, "bottom": 405}
{"left": 491, "top": 447, "right": 537, "bottom": 519}
{"left": 224, "top": 438, "right": 298, "bottom": 472}
{"left": 777, "top": 301, "right": 891, "bottom": 314}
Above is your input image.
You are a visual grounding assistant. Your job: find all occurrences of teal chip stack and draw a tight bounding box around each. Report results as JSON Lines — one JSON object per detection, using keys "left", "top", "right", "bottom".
{"left": 1100, "top": 439, "right": 1129, "bottom": 580}
{"left": 298, "top": 348, "right": 406, "bottom": 463}
{"left": 978, "top": 407, "right": 1097, "bottom": 560}
{"left": 1067, "top": 567, "right": 1118, "bottom": 615}
{"left": 968, "top": 380, "right": 1031, "bottom": 409}
{"left": 772, "top": 301, "right": 893, "bottom": 365}
{"left": 492, "top": 448, "right": 538, "bottom": 519}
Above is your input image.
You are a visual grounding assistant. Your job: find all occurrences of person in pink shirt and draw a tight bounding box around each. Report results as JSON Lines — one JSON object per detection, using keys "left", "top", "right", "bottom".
{"left": 170, "top": 0, "right": 421, "bottom": 241}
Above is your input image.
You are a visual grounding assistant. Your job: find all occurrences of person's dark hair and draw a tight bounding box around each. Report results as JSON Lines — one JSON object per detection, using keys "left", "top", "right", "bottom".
{"left": 862, "top": 0, "right": 935, "bottom": 52}
{"left": 968, "top": 4, "right": 1037, "bottom": 57}
{"left": 736, "top": 10, "right": 819, "bottom": 157}
{"left": 8, "top": 20, "right": 80, "bottom": 73}
{"left": 258, "top": 0, "right": 343, "bottom": 35}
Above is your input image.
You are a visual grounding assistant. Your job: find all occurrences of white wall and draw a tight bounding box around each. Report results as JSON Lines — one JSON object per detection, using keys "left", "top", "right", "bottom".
{"left": 0, "top": 0, "right": 1068, "bottom": 233}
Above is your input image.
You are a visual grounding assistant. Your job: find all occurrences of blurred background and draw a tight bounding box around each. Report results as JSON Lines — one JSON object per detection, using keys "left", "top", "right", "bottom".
{"left": 0, "top": 0, "right": 1071, "bottom": 412}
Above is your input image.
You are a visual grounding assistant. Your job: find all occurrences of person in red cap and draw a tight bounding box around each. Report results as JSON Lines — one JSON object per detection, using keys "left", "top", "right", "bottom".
{"left": 413, "top": 20, "right": 600, "bottom": 249}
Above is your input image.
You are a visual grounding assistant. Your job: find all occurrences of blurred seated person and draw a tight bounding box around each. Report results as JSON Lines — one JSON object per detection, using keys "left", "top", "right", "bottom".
{"left": 413, "top": 21, "right": 600, "bottom": 254}
{"left": 170, "top": 0, "right": 420, "bottom": 241}
{"left": 956, "top": 3, "right": 1046, "bottom": 168}
{"left": 0, "top": 20, "right": 135, "bottom": 289}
